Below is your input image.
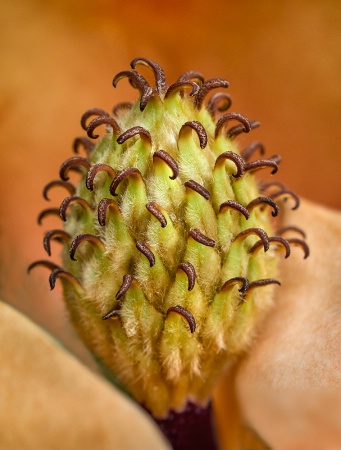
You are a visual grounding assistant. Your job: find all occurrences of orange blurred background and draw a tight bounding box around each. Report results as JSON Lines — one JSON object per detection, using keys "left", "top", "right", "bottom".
{"left": 1, "top": 0, "right": 340, "bottom": 357}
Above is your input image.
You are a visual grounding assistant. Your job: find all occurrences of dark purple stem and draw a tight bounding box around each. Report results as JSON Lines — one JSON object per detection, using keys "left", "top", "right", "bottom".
{"left": 149, "top": 401, "right": 218, "bottom": 450}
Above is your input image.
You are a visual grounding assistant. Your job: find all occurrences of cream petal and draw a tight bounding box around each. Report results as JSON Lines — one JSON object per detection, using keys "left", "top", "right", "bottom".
{"left": 0, "top": 299, "right": 170, "bottom": 450}
{"left": 234, "top": 199, "right": 341, "bottom": 449}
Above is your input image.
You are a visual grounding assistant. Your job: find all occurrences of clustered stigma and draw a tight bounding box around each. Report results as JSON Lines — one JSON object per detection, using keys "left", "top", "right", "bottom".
{"left": 30, "top": 57, "right": 309, "bottom": 418}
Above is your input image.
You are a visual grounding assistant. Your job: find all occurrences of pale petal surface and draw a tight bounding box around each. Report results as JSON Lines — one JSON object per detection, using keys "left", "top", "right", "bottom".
{"left": 235, "top": 199, "right": 341, "bottom": 449}
{"left": 0, "top": 300, "right": 170, "bottom": 450}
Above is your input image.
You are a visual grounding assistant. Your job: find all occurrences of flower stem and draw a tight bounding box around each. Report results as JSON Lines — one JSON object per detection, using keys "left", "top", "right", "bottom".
{"left": 151, "top": 401, "right": 218, "bottom": 450}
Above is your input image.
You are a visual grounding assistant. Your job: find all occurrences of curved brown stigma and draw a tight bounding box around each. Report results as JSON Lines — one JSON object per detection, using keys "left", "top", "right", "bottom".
{"left": 86, "top": 163, "right": 116, "bottom": 191}
{"left": 59, "top": 157, "right": 91, "bottom": 181}
{"left": 69, "top": 234, "right": 105, "bottom": 261}
{"left": 165, "top": 81, "right": 200, "bottom": 99}
{"left": 250, "top": 236, "right": 291, "bottom": 259}
{"left": 97, "top": 198, "right": 120, "bottom": 226}
{"left": 116, "top": 274, "right": 135, "bottom": 300}
{"left": 227, "top": 120, "right": 260, "bottom": 139}
{"left": 268, "top": 188, "right": 300, "bottom": 210}
{"left": 166, "top": 305, "right": 196, "bottom": 333}
{"left": 244, "top": 158, "right": 278, "bottom": 175}
{"left": 234, "top": 228, "right": 270, "bottom": 252}
{"left": 131, "top": 57, "right": 167, "bottom": 95}
{"left": 206, "top": 92, "right": 232, "bottom": 116}
{"left": 195, "top": 78, "right": 229, "bottom": 109}
{"left": 153, "top": 150, "right": 179, "bottom": 180}
{"left": 189, "top": 228, "right": 215, "bottom": 247}
{"left": 37, "top": 208, "right": 61, "bottom": 225}
{"left": 27, "top": 260, "right": 61, "bottom": 274}
{"left": 247, "top": 196, "right": 279, "bottom": 217}
{"left": 49, "top": 268, "right": 82, "bottom": 291}
{"left": 43, "top": 180, "right": 76, "bottom": 201}
{"left": 59, "top": 196, "right": 92, "bottom": 222}
{"left": 110, "top": 167, "right": 143, "bottom": 196}
{"left": 241, "top": 141, "right": 265, "bottom": 162}
{"left": 112, "top": 70, "right": 153, "bottom": 111}
{"left": 102, "top": 310, "right": 121, "bottom": 321}
{"left": 215, "top": 151, "right": 245, "bottom": 178}
{"left": 117, "top": 126, "right": 152, "bottom": 147}
{"left": 72, "top": 137, "right": 95, "bottom": 155}
{"left": 178, "top": 262, "right": 197, "bottom": 291}
{"left": 220, "top": 276, "right": 249, "bottom": 294}
{"left": 87, "top": 116, "right": 121, "bottom": 139}
{"left": 146, "top": 202, "right": 167, "bottom": 228}
{"left": 246, "top": 279, "right": 281, "bottom": 293}
{"left": 43, "top": 229, "right": 71, "bottom": 256}
{"left": 286, "top": 238, "right": 310, "bottom": 259}
{"left": 136, "top": 241, "right": 156, "bottom": 267}
{"left": 179, "top": 121, "right": 208, "bottom": 149}
{"left": 177, "top": 70, "right": 205, "bottom": 84}
{"left": 184, "top": 180, "right": 210, "bottom": 200}
{"left": 215, "top": 113, "right": 251, "bottom": 139}
{"left": 80, "top": 108, "right": 110, "bottom": 131}
{"left": 276, "top": 225, "right": 307, "bottom": 239}
{"left": 219, "top": 200, "right": 250, "bottom": 220}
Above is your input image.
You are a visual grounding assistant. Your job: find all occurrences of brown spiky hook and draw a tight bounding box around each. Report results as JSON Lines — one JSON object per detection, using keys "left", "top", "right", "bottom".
{"left": 179, "top": 121, "right": 208, "bottom": 149}
{"left": 115, "top": 274, "right": 135, "bottom": 300}
{"left": 215, "top": 113, "right": 252, "bottom": 139}
{"left": 166, "top": 305, "right": 196, "bottom": 333}
{"left": 234, "top": 228, "right": 270, "bottom": 252}
{"left": 97, "top": 198, "right": 121, "bottom": 226}
{"left": 250, "top": 236, "right": 291, "bottom": 259}
{"left": 72, "top": 137, "right": 95, "bottom": 155}
{"left": 113, "top": 70, "right": 153, "bottom": 111}
{"left": 247, "top": 196, "right": 280, "bottom": 217}
{"left": 178, "top": 262, "right": 197, "bottom": 291}
{"left": 136, "top": 241, "right": 156, "bottom": 267}
{"left": 130, "top": 57, "right": 167, "bottom": 95}
{"left": 27, "top": 260, "right": 61, "bottom": 274}
{"left": 117, "top": 126, "right": 152, "bottom": 148}
{"left": 110, "top": 167, "right": 143, "bottom": 196}
{"left": 241, "top": 141, "right": 265, "bottom": 162}
{"left": 49, "top": 268, "right": 83, "bottom": 292}
{"left": 189, "top": 228, "right": 215, "bottom": 247}
{"left": 184, "top": 180, "right": 210, "bottom": 200}
{"left": 146, "top": 202, "right": 167, "bottom": 228}
{"left": 206, "top": 93, "right": 232, "bottom": 116}
{"left": 214, "top": 152, "right": 245, "bottom": 178}
{"left": 228, "top": 120, "right": 260, "bottom": 139}
{"left": 59, "top": 196, "right": 92, "bottom": 222}
{"left": 244, "top": 158, "right": 278, "bottom": 176}
{"left": 69, "top": 234, "right": 105, "bottom": 261}
{"left": 195, "top": 78, "right": 229, "bottom": 109}
{"left": 43, "top": 229, "right": 71, "bottom": 256}
{"left": 153, "top": 150, "right": 179, "bottom": 180}
{"left": 59, "top": 157, "right": 91, "bottom": 181}
{"left": 220, "top": 277, "right": 250, "bottom": 294}
{"left": 37, "top": 208, "right": 60, "bottom": 225}
{"left": 219, "top": 200, "right": 250, "bottom": 220}
{"left": 268, "top": 188, "right": 300, "bottom": 210}
{"left": 43, "top": 180, "right": 76, "bottom": 201}
{"left": 80, "top": 108, "right": 110, "bottom": 131}
{"left": 177, "top": 70, "right": 205, "bottom": 85}
{"left": 86, "top": 164, "right": 116, "bottom": 191}
{"left": 165, "top": 81, "right": 200, "bottom": 99}
{"left": 87, "top": 116, "right": 121, "bottom": 139}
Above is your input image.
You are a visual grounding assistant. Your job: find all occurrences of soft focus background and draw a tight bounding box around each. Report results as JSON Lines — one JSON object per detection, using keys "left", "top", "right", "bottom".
{"left": 1, "top": 0, "right": 340, "bottom": 426}
{"left": 1, "top": 0, "right": 340, "bottom": 447}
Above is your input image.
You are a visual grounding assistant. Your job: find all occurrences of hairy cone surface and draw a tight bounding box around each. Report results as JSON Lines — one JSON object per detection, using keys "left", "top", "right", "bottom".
{"left": 31, "top": 58, "right": 308, "bottom": 417}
